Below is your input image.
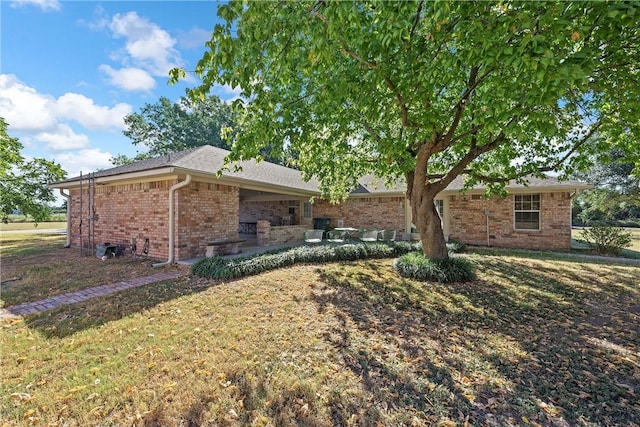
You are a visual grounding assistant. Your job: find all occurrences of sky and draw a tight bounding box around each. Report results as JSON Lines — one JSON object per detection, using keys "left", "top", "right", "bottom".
{"left": 1, "top": 0, "right": 237, "bottom": 184}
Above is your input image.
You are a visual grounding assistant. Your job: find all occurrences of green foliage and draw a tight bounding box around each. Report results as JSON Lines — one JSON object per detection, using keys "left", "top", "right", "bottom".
{"left": 446, "top": 240, "right": 466, "bottom": 253}
{"left": 573, "top": 147, "right": 640, "bottom": 226}
{"left": 112, "top": 94, "right": 236, "bottom": 165}
{"left": 192, "top": 241, "right": 422, "bottom": 279}
{"left": 393, "top": 252, "right": 476, "bottom": 283}
{"left": 0, "top": 118, "right": 66, "bottom": 223}
{"left": 579, "top": 224, "right": 633, "bottom": 255}
{"left": 175, "top": 1, "right": 640, "bottom": 259}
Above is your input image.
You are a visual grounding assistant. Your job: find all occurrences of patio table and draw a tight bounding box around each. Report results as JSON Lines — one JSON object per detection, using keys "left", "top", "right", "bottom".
{"left": 334, "top": 227, "right": 359, "bottom": 241}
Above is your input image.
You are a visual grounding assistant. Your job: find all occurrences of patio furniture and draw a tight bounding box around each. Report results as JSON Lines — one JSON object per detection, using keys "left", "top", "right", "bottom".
{"left": 379, "top": 229, "right": 396, "bottom": 242}
{"left": 303, "top": 229, "right": 324, "bottom": 243}
{"left": 359, "top": 229, "right": 380, "bottom": 242}
{"left": 327, "top": 229, "right": 346, "bottom": 243}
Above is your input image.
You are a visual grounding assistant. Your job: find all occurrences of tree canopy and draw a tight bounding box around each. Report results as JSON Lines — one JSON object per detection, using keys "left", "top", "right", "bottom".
{"left": 573, "top": 146, "right": 640, "bottom": 226}
{"left": 112, "top": 94, "right": 236, "bottom": 165}
{"left": 172, "top": 1, "right": 640, "bottom": 259}
{"left": 0, "top": 118, "right": 66, "bottom": 223}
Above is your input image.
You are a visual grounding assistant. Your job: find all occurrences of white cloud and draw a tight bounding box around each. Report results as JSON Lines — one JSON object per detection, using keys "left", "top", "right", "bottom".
{"left": 9, "top": 0, "right": 60, "bottom": 12}
{"left": 0, "top": 74, "right": 57, "bottom": 132}
{"left": 54, "top": 148, "right": 115, "bottom": 179}
{"left": 216, "top": 84, "right": 243, "bottom": 104}
{"left": 109, "top": 12, "right": 183, "bottom": 76}
{"left": 98, "top": 65, "right": 156, "bottom": 92}
{"left": 0, "top": 74, "right": 132, "bottom": 133}
{"left": 56, "top": 92, "right": 132, "bottom": 128}
{"left": 35, "top": 124, "right": 90, "bottom": 151}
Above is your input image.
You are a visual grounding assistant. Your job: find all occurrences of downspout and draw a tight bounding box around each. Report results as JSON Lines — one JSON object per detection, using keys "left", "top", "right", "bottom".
{"left": 484, "top": 209, "right": 490, "bottom": 247}
{"left": 153, "top": 174, "right": 192, "bottom": 267}
{"left": 59, "top": 189, "right": 71, "bottom": 248}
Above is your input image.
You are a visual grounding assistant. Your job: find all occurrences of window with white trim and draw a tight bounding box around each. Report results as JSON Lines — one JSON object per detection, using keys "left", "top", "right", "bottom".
{"left": 514, "top": 194, "right": 540, "bottom": 230}
{"left": 303, "top": 202, "right": 312, "bottom": 219}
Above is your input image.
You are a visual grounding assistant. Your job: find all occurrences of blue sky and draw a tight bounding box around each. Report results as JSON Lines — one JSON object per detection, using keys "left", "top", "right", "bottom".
{"left": 1, "top": 0, "right": 236, "bottom": 180}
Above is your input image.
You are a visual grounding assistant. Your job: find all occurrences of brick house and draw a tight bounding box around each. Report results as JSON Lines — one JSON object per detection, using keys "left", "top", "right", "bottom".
{"left": 51, "top": 145, "right": 591, "bottom": 262}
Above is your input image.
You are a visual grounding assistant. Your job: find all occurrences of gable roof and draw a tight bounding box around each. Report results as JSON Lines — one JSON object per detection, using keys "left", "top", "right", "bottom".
{"left": 52, "top": 145, "right": 591, "bottom": 194}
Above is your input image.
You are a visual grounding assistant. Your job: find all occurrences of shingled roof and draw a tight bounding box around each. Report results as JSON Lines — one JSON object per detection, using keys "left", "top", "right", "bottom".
{"left": 53, "top": 145, "right": 591, "bottom": 194}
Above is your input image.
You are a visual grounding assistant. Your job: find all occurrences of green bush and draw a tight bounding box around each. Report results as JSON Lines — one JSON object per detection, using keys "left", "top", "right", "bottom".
{"left": 446, "top": 240, "right": 466, "bottom": 253}
{"left": 393, "top": 252, "right": 475, "bottom": 283}
{"left": 580, "top": 224, "right": 633, "bottom": 255}
{"left": 191, "top": 241, "right": 423, "bottom": 280}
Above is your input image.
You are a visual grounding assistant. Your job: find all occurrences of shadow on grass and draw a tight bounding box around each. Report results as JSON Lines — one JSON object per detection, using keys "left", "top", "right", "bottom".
{"left": 22, "top": 275, "right": 214, "bottom": 339}
{"left": 313, "top": 257, "right": 640, "bottom": 426}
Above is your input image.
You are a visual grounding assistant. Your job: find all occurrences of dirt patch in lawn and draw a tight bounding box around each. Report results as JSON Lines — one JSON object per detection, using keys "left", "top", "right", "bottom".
{"left": 0, "top": 234, "right": 185, "bottom": 307}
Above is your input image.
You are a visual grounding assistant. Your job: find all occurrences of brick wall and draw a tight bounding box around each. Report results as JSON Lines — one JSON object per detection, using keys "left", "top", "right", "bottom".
{"left": 69, "top": 179, "right": 241, "bottom": 261}
{"left": 447, "top": 191, "right": 572, "bottom": 250}
{"left": 313, "top": 196, "right": 407, "bottom": 232}
{"left": 176, "top": 181, "right": 239, "bottom": 259}
{"left": 69, "top": 180, "right": 174, "bottom": 260}
{"left": 240, "top": 200, "right": 296, "bottom": 225}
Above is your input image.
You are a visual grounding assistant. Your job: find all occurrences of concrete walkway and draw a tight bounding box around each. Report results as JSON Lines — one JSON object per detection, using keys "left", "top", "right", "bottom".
{"left": 0, "top": 269, "right": 185, "bottom": 321}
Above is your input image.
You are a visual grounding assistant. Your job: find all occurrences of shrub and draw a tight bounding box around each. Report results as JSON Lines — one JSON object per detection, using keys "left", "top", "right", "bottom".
{"left": 580, "top": 224, "right": 633, "bottom": 255}
{"left": 446, "top": 240, "right": 466, "bottom": 253}
{"left": 191, "top": 241, "right": 423, "bottom": 280}
{"left": 393, "top": 252, "right": 475, "bottom": 283}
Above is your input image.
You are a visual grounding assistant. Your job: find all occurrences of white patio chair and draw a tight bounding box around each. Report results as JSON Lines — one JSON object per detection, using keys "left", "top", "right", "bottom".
{"left": 379, "top": 229, "right": 396, "bottom": 242}
{"left": 359, "top": 229, "right": 380, "bottom": 242}
{"left": 327, "top": 229, "right": 346, "bottom": 243}
{"left": 303, "top": 229, "right": 324, "bottom": 243}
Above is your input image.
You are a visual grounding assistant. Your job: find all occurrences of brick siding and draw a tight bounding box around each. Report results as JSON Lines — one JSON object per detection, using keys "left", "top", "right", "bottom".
{"left": 240, "top": 200, "right": 296, "bottom": 225}
{"left": 447, "top": 192, "right": 572, "bottom": 250}
{"left": 69, "top": 180, "right": 174, "bottom": 260}
{"left": 176, "top": 181, "right": 239, "bottom": 259}
{"left": 69, "top": 177, "right": 573, "bottom": 261}
{"left": 313, "top": 196, "right": 407, "bottom": 232}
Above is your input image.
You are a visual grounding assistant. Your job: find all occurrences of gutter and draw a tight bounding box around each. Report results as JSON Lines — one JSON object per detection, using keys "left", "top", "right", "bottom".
{"left": 153, "top": 174, "right": 192, "bottom": 267}
{"left": 59, "top": 189, "right": 71, "bottom": 247}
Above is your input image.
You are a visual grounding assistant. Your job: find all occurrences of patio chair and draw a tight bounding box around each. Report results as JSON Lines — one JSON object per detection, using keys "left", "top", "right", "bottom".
{"left": 326, "top": 229, "right": 346, "bottom": 243}
{"left": 303, "top": 229, "right": 324, "bottom": 243}
{"left": 379, "top": 229, "right": 396, "bottom": 242}
{"left": 359, "top": 229, "right": 380, "bottom": 242}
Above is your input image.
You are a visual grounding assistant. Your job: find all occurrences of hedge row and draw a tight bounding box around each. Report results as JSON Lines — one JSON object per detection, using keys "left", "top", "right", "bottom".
{"left": 191, "top": 241, "right": 466, "bottom": 280}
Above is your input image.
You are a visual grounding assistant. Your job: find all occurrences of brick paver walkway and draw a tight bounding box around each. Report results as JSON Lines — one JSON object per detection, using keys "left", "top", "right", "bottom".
{"left": 0, "top": 270, "right": 185, "bottom": 321}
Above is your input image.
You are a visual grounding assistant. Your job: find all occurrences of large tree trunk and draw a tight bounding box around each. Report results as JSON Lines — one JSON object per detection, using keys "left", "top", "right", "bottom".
{"left": 410, "top": 187, "right": 448, "bottom": 260}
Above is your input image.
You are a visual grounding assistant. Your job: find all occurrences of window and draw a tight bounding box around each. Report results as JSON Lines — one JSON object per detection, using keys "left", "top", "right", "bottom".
{"left": 514, "top": 194, "right": 540, "bottom": 230}
{"left": 303, "top": 202, "right": 312, "bottom": 219}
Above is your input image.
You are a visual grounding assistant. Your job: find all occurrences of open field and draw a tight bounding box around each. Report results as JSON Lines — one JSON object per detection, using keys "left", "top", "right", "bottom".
{"left": 1, "top": 235, "right": 639, "bottom": 425}
{"left": 0, "top": 222, "right": 67, "bottom": 232}
{"left": 572, "top": 226, "right": 640, "bottom": 256}
{"left": 1, "top": 213, "right": 66, "bottom": 224}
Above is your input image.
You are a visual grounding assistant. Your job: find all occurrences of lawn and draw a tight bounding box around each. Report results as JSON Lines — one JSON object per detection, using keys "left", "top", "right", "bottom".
{"left": 0, "top": 222, "right": 67, "bottom": 232}
{"left": 0, "top": 234, "right": 182, "bottom": 307}
{"left": 572, "top": 226, "right": 640, "bottom": 256}
{"left": 1, "top": 240, "right": 638, "bottom": 426}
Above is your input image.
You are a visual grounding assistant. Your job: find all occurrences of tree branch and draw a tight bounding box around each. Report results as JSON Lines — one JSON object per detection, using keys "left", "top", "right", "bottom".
{"left": 409, "top": 0, "right": 424, "bottom": 40}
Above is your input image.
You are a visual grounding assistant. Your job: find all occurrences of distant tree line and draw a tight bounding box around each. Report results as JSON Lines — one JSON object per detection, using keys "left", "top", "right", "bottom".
{"left": 573, "top": 147, "right": 640, "bottom": 228}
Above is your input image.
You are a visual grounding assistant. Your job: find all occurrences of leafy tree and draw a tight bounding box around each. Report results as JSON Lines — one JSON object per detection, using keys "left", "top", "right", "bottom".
{"left": 0, "top": 118, "right": 66, "bottom": 223}
{"left": 112, "top": 94, "right": 236, "bottom": 165}
{"left": 573, "top": 147, "right": 640, "bottom": 226}
{"left": 172, "top": 1, "right": 640, "bottom": 260}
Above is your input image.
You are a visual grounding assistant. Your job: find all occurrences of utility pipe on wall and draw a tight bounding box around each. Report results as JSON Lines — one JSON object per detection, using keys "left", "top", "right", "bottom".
{"left": 59, "top": 189, "right": 71, "bottom": 248}
{"left": 153, "top": 174, "right": 192, "bottom": 267}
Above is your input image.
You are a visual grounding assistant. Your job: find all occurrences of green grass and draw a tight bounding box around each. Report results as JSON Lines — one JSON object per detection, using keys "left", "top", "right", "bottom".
{"left": 0, "top": 234, "right": 173, "bottom": 307}
{"left": 1, "top": 240, "right": 638, "bottom": 426}
{"left": 0, "top": 222, "right": 67, "bottom": 232}
{"left": 572, "top": 226, "right": 640, "bottom": 259}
